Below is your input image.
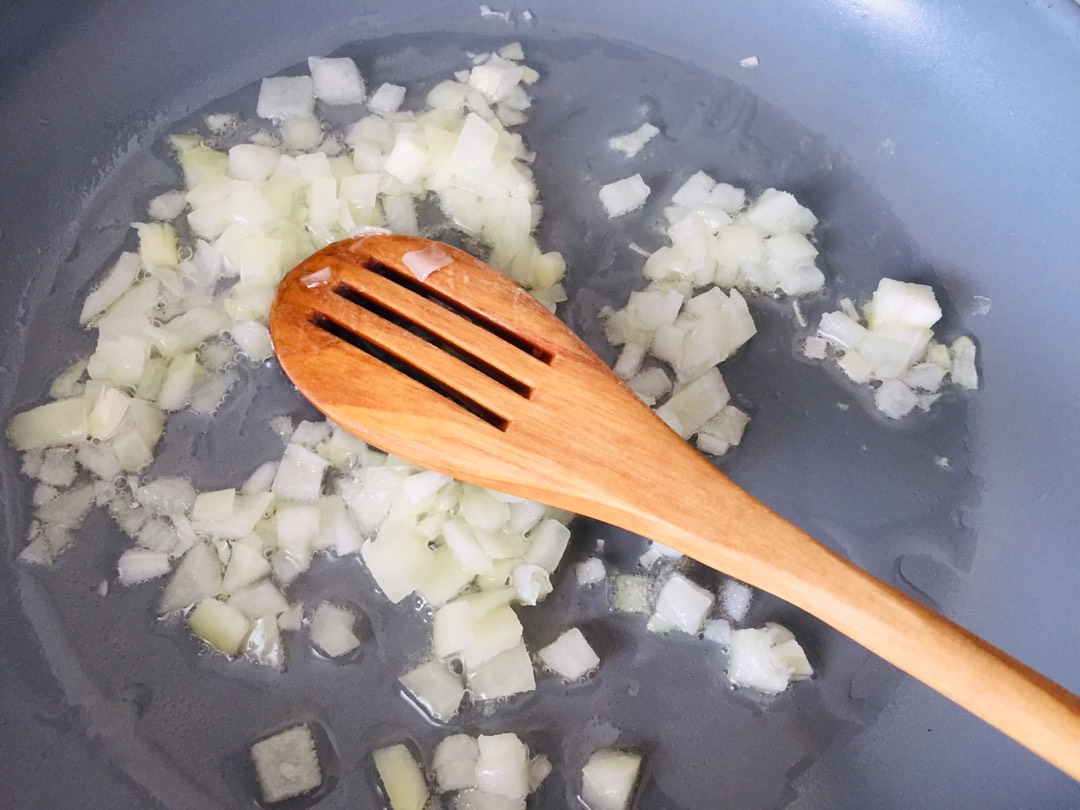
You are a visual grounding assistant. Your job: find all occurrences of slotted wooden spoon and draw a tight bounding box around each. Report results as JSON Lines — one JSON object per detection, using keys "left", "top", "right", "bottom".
{"left": 270, "top": 233, "right": 1080, "bottom": 779}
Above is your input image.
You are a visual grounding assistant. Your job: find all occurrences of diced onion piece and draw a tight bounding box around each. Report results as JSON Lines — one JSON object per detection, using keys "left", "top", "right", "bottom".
{"left": 599, "top": 174, "right": 650, "bottom": 218}
{"left": 803, "top": 335, "right": 828, "bottom": 360}
{"left": 227, "top": 143, "right": 280, "bottom": 181}
{"left": 251, "top": 725, "right": 322, "bottom": 804}
{"left": 117, "top": 548, "right": 171, "bottom": 586}
{"left": 581, "top": 749, "right": 642, "bottom": 810}
{"left": 867, "top": 278, "right": 942, "bottom": 330}
{"left": 538, "top": 628, "right": 600, "bottom": 681}
{"left": 475, "top": 733, "right": 530, "bottom": 800}
{"left": 613, "top": 575, "right": 653, "bottom": 614}
{"left": 191, "top": 491, "right": 273, "bottom": 539}
{"left": 466, "top": 642, "right": 535, "bottom": 700}
{"left": 373, "top": 744, "right": 429, "bottom": 810}
{"left": 37, "top": 447, "right": 75, "bottom": 486}
{"left": 468, "top": 56, "right": 524, "bottom": 103}
{"left": 308, "top": 56, "right": 366, "bottom": 105}
{"left": 272, "top": 443, "right": 329, "bottom": 502}
{"left": 950, "top": 336, "right": 979, "bottom": 390}
{"left": 309, "top": 602, "right": 361, "bottom": 657}
{"left": 837, "top": 350, "right": 873, "bottom": 384}
{"left": 238, "top": 463, "right": 277, "bottom": 498}
{"left": 399, "top": 660, "right": 466, "bottom": 722}
{"left": 818, "top": 310, "right": 867, "bottom": 351}
{"left": 384, "top": 134, "right": 429, "bottom": 184}
{"left": 652, "top": 573, "right": 714, "bottom": 634}
{"left": 703, "top": 618, "right": 732, "bottom": 645}
{"left": 159, "top": 541, "right": 223, "bottom": 614}
{"left": 743, "top": 188, "right": 817, "bottom": 236}
{"left": 245, "top": 615, "right": 285, "bottom": 669}
{"left": 434, "top": 734, "right": 479, "bottom": 792}
{"left": 257, "top": 75, "right": 315, "bottom": 119}
{"left": 147, "top": 190, "right": 187, "bottom": 221}
{"left": 368, "top": 83, "right": 407, "bottom": 114}
{"left": 608, "top": 123, "right": 659, "bottom": 157}
{"left": 220, "top": 541, "right": 272, "bottom": 594}
{"left": 455, "top": 112, "right": 500, "bottom": 168}
{"left": 134, "top": 222, "right": 179, "bottom": 269}
{"left": 576, "top": 557, "right": 606, "bottom": 585}
{"left": 612, "top": 343, "right": 645, "bottom": 380}
{"left": 188, "top": 597, "right": 250, "bottom": 655}
{"left": 454, "top": 790, "right": 525, "bottom": 810}
{"left": 528, "top": 754, "right": 552, "bottom": 792}
{"left": 523, "top": 518, "right": 570, "bottom": 573}
{"left": 874, "top": 378, "right": 919, "bottom": 419}
{"left": 223, "top": 578, "right": 287, "bottom": 619}
{"left": 461, "top": 605, "right": 523, "bottom": 669}
{"left": 654, "top": 368, "right": 729, "bottom": 439}
{"left": 230, "top": 320, "right": 274, "bottom": 361}
{"left": 192, "top": 488, "right": 236, "bottom": 521}
{"left": 728, "top": 622, "right": 813, "bottom": 694}
{"left": 902, "top": 361, "right": 947, "bottom": 392}
{"left": 49, "top": 357, "right": 89, "bottom": 399}
{"left": 7, "top": 397, "right": 88, "bottom": 451}
{"left": 361, "top": 523, "right": 434, "bottom": 603}
{"left": 719, "top": 579, "right": 753, "bottom": 622}
{"left": 157, "top": 352, "right": 201, "bottom": 411}
{"left": 402, "top": 244, "right": 453, "bottom": 281}
{"left": 433, "top": 599, "right": 474, "bottom": 659}
{"left": 80, "top": 252, "right": 141, "bottom": 324}
{"left": 510, "top": 563, "right": 551, "bottom": 606}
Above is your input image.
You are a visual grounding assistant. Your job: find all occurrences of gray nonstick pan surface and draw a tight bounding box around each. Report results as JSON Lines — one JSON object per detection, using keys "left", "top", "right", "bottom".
{"left": 1, "top": 2, "right": 1078, "bottom": 807}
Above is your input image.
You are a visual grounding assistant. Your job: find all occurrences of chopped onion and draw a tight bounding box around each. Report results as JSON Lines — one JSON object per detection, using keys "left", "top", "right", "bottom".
{"left": 117, "top": 548, "right": 171, "bottom": 586}
{"left": 950, "top": 336, "right": 979, "bottom": 390}
{"left": 608, "top": 123, "right": 659, "bottom": 157}
{"left": 580, "top": 749, "right": 642, "bottom": 810}
{"left": 719, "top": 579, "right": 753, "bottom": 622}
{"left": 80, "top": 252, "right": 141, "bottom": 324}
{"left": 465, "top": 642, "right": 535, "bottom": 700}
{"left": 599, "top": 174, "right": 650, "bottom": 218}
{"left": 159, "top": 541, "right": 222, "bottom": 614}
{"left": 399, "top": 660, "right": 466, "bottom": 721}
{"left": 368, "top": 83, "right": 407, "bottom": 114}
{"left": 220, "top": 541, "right": 271, "bottom": 593}
{"left": 509, "top": 563, "right": 551, "bottom": 605}
{"left": 576, "top": 557, "right": 606, "bottom": 585}
{"left": 308, "top": 56, "right": 366, "bottom": 105}
{"left": 245, "top": 616, "right": 285, "bottom": 670}
{"left": 728, "top": 622, "right": 813, "bottom": 694}
{"left": 251, "top": 725, "right": 322, "bottom": 804}
{"left": 522, "top": 518, "right": 570, "bottom": 573}
{"left": 703, "top": 618, "right": 732, "bottom": 645}
{"left": 475, "top": 733, "right": 530, "bottom": 800}
{"left": 373, "top": 744, "right": 429, "bottom": 810}
{"left": 227, "top": 579, "right": 290, "bottom": 620}
{"left": 403, "top": 244, "right": 453, "bottom": 281}
{"left": 188, "top": 597, "right": 250, "bottom": 655}
{"left": 538, "top": 628, "right": 600, "bottom": 681}
{"left": 434, "top": 734, "right": 480, "bottom": 792}
{"left": 652, "top": 573, "right": 713, "bottom": 635}
{"left": 257, "top": 75, "right": 315, "bottom": 119}
{"left": 7, "top": 397, "right": 88, "bottom": 451}
{"left": 309, "top": 602, "right": 361, "bottom": 657}
{"left": 613, "top": 575, "right": 653, "bottom": 614}
{"left": 454, "top": 790, "right": 526, "bottom": 810}
{"left": 271, "top": 443, "right": 329, "bottom": 502}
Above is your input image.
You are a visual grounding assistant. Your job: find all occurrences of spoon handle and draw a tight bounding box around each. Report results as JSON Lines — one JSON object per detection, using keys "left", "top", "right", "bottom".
{"left": 603, "top": 444, "right": 1080, "bottom": 781}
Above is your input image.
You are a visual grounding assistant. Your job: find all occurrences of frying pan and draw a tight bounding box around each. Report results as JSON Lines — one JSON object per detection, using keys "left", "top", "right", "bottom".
{"left": 1, "top": 1, "right": 1078, "bottom": 807}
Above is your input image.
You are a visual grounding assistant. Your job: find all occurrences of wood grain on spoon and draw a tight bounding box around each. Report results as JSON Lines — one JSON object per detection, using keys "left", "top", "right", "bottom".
{"left": 270, "top": 233, "right": 1080, "bottom": 781}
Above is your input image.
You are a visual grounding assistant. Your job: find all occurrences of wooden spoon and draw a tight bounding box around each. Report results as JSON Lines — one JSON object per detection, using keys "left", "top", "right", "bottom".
{"left": 270, "top": 233, "right": 1080, "bottom": 780}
